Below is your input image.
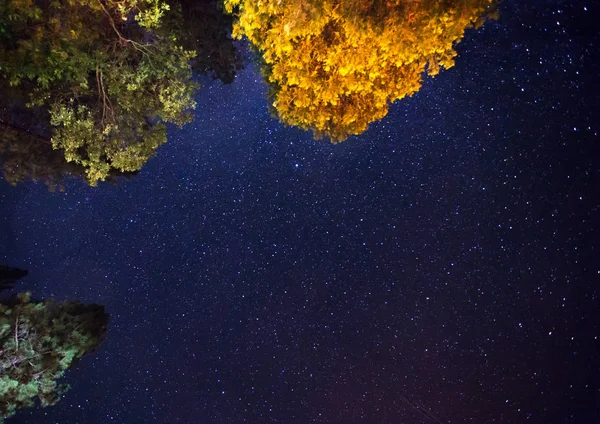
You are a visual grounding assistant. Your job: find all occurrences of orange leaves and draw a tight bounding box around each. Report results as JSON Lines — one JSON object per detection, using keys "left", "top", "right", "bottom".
{"left": 226, "top": 0, "right": 497, "bottom": 141}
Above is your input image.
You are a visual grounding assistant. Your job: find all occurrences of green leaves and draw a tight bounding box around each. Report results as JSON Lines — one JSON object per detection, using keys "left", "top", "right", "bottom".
{"left": 1, "top": 0, "right": 198, "bottom": 185}
{"left": 0, "top": 294, "right": 108, "bottom": 422}
{"left": 136, "top": 0, "right": 171, "bottom": 28}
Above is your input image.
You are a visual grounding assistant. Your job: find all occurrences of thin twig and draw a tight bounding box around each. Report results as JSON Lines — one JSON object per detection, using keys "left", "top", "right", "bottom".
{"left": 14, "top": 315, "right": 19, "bottom": 351}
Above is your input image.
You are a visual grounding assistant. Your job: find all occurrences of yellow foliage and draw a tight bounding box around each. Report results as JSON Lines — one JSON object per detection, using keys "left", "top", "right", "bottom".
{"left": 226, "top": 0, "right": 497, "bottom": 141}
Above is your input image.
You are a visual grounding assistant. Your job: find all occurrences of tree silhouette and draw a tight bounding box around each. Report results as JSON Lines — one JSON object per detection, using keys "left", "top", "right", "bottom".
{"left": 0, "top": 265, "right": 28, "bottom": 292}
{"left": 0, "top": 123, "right": 84, "bottom": 190}
{"left": 175, "top": 0, "right": 244, "bottom": 84}
{"left": 226, "top": 0, "right": 498, "bottom": 141}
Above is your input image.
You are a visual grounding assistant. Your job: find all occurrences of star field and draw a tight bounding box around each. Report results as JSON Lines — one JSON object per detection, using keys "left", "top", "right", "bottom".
{"left": 0, "top": 0, "right": 598, "bottom": 423}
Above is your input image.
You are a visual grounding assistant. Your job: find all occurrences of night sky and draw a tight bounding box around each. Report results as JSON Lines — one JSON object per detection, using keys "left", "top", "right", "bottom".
{"left": 1, "top": 0, "right": 599, "bottom": 423}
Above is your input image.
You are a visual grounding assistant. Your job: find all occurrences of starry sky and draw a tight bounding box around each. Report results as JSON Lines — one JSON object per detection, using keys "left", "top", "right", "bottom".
{"left": 1, "top": 0, "right": 599, "bottom": 423}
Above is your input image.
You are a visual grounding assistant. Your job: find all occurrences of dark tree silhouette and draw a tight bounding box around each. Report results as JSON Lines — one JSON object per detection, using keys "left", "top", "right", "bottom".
{"left": 175, "top": 0, "right": 244, "bottom": 84}
{"left": 0, "top": 265, "right": 28, "bottom": 292}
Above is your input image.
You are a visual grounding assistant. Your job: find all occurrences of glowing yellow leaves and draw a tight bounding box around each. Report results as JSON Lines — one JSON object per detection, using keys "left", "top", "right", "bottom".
{"left": 226, "top": 0, "right": 498, "bottom": 142}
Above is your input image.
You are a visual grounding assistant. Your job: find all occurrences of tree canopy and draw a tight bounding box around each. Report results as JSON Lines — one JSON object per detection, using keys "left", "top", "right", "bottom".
{"left": 0, "top": 291, "right": 108, "bottom": 423}
{"left": 1, "top": 0, "right": 198, "bottom": 185}
{"left": 0, "top": 81, "right": 137, "bottom": 189}
{"left": 1, "top": 0, "right": 244, "bottom": 187}
{"left": 225, "top": 0, "right": 498, "bottom": 141}
{"left": 0, "top": 122, "right": 84, "bottom": 190}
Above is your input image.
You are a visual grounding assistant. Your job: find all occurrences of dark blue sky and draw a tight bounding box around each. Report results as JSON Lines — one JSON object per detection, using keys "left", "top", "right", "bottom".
{"left": 1, "top": 0, "right": 599, "bottom": 423}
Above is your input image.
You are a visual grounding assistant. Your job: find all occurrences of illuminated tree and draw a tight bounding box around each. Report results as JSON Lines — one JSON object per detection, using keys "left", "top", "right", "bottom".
{"left": 0, "top": 0, "right": 198, "bottom": 185}
{"left": 1, "top": 0, "right": 244, "bottom": 188}
{"left": 0, "top": 292, "right": 108, "bottom": 423}
{"left": 225, "top": 0, "right": 498, "bottom": 141}
{"left": 0, "top": 82, "right": 139, "bottom": 189}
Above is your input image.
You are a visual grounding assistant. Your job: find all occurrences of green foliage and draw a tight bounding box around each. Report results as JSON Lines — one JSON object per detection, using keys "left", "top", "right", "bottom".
{"left": 1, "top": 0, "right": 246, "bottom": 187}
{"left": 0, "top": 0, "right": 198, "bottom": 185}
{"left": 136, "top": 0, "right": 171, "bottom": 28}
{"left": 0, "top": 292, "right": 108, "bottom": 422}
